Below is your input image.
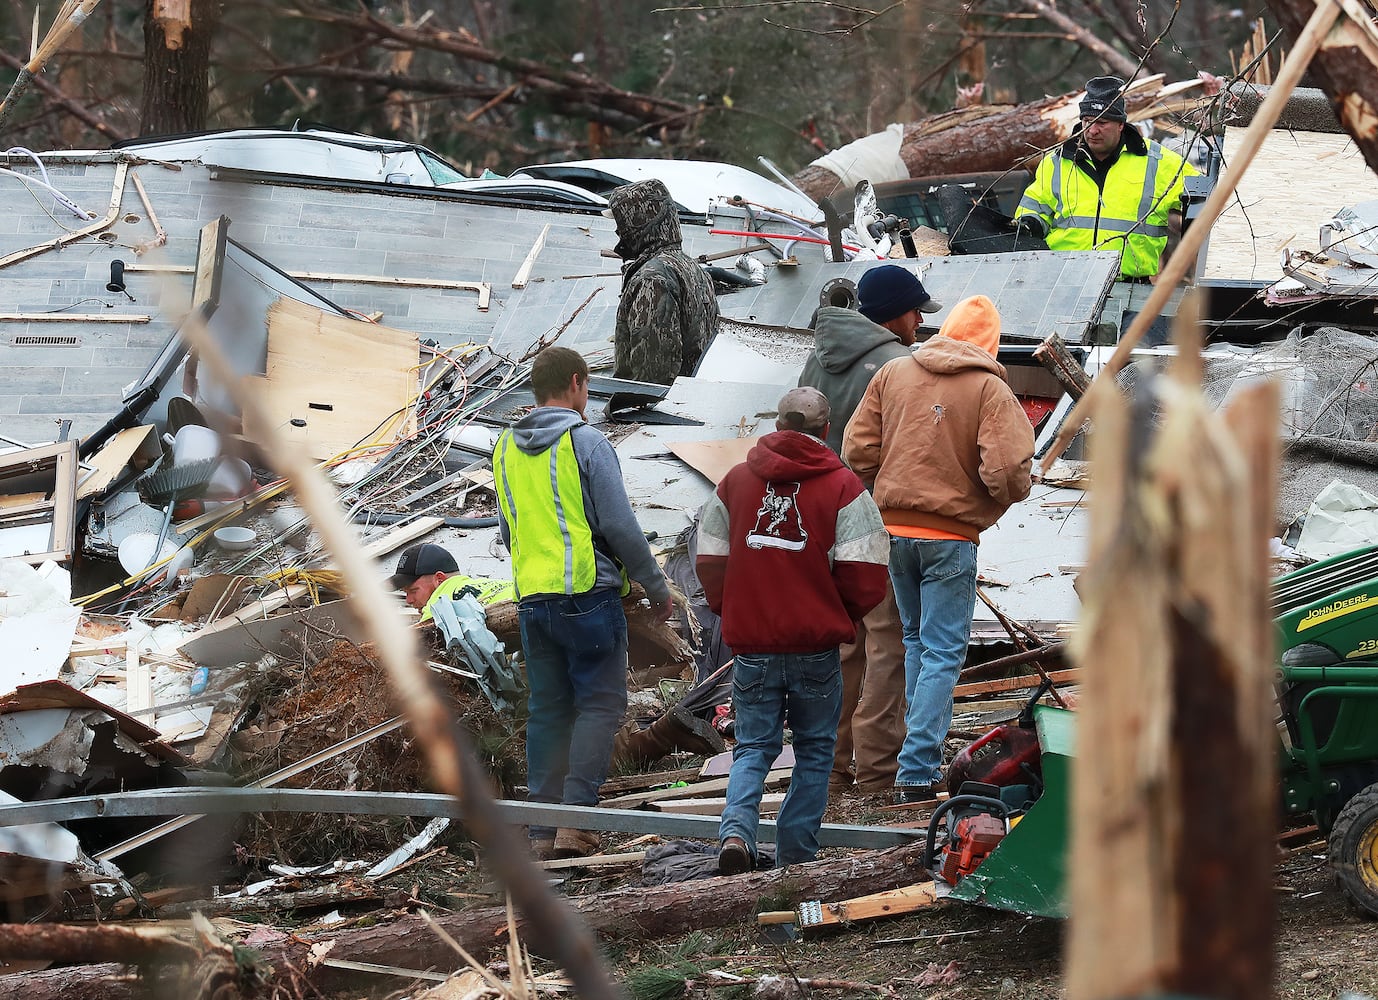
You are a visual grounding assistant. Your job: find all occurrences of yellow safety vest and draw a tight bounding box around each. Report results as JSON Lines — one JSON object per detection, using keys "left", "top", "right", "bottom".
{"left": 1015, "top": 141, "right": 1195, "bottom": 279}
{"left": 421, "top": 574, "right": 516, "bottom": 621}
{"left": 493, "top": 428, "right": 601, "bottom": 599}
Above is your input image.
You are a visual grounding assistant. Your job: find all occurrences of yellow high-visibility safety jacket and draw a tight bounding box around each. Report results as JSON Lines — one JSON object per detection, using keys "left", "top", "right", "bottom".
{"left": 493, "top": 427, "right": 605, "bottom": 600}
{"left": 421, "top": 574, "right": 516, "bottom": 621}
{"left": 1015, "top": 133, "right": 1197, "bottom": 279}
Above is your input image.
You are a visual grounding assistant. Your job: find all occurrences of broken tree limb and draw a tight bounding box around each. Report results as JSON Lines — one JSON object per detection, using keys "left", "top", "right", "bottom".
{"left": 1033, "top": 333, "right": 1092, "bottom": 401}
{"left": 959, "top": 641, "right": 1068, "bottom": 681}
{"left": 1268, "top": 0, "right": 1378, "bottom": 179}
{"left": 1065, "top": 293, "right": 1278, "bottom": 1000}
{"left": 0, "top": 922, "right": 200, "bottom": 967}
{"left": 1040, "top": 0, "right": 1341, "bottom": 473}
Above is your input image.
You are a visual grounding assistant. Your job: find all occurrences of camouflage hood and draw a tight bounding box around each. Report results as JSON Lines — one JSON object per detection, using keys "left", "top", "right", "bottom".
{"left": 608, "top": 178, "right": 683, "bottom": 267}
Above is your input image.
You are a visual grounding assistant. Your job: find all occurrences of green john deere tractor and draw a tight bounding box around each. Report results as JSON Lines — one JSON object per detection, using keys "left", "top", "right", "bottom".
{"left": 929, "top": 543, "right": 1378, "bottom": 918}
{"left": 1274, "top": 543, "right": 1378, "bottom": 914}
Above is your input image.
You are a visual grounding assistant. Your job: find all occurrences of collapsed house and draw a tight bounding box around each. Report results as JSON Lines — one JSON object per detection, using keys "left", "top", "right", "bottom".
{"left": 2, "top": 77, "right": 1378, "bottom": 994}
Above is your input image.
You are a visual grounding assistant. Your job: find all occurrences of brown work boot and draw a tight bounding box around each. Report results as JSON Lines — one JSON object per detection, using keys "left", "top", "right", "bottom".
{"left": 552, "top": 827, "right": 601, "bottom": 859}
{"left": 718, "top": 836, "right": 752, "bottom": 875}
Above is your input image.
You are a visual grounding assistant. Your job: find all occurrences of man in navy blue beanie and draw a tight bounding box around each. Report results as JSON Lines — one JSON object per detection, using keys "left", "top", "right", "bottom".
{"left": 798, "top": 263, "right": 940, "bottom": 796}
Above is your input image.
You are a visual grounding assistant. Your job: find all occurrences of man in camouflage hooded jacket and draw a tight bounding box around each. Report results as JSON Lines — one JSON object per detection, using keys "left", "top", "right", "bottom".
{"left": 607, "top": 179, "right": 719, "bottom": 386}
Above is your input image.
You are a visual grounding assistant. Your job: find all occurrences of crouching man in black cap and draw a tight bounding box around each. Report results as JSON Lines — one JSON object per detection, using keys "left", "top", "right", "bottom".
{"left": 1013, "top": 75, "right": 1197, "bottom": 283}
{"left": 388, "top": 542, "right": 514, "bottom": 621}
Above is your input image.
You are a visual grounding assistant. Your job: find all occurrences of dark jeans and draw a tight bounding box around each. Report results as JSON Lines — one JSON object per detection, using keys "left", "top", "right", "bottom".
{"left": 519, "top": 589, "right": 628, "bottom": 842}
{"left": 719, "top": 649, "right": 842, "bottom": 866}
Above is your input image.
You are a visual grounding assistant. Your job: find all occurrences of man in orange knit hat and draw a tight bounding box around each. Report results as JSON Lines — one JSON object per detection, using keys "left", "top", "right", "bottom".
{"left": 842, "top": 296, "right": 1034, "bottom": 803}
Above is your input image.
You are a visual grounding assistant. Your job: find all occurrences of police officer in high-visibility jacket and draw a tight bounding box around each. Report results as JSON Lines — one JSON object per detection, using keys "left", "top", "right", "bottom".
{"left": 1014, "top": 76, "right": 1198, "bottom": 283}
{"left": 493, "top": 346, "right": 672, "bottom": 861}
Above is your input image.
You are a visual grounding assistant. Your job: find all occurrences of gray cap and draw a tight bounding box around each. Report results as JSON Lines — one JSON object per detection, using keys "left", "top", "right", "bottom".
{"left": 777, "top": 386, "right": 830, "bottom": 434}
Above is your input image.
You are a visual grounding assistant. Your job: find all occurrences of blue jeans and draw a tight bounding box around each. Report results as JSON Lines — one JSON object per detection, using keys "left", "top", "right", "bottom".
{"left": 519, "top": 589, "right": 628, "bottom": 842}
{"left": 889, "top": 537, "right": 978, "bottom": 788}
{"left": 719, "top": 649, "right": 842, "bottom": 867}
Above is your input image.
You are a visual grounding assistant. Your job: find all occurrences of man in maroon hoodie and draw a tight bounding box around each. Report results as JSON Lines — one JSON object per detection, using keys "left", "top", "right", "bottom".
{"left": 697, "top": 387, "right": 890, "bottom": 873}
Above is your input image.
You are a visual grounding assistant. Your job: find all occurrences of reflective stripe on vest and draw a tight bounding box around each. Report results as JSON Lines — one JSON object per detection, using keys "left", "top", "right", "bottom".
{"left": 493, "top": 428, "right": 598, "bottom": 599}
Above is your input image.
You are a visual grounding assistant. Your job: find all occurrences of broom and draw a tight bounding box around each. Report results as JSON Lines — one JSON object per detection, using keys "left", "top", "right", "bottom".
{"left": 0, "top": 0, "right": 105, "bottom": 134}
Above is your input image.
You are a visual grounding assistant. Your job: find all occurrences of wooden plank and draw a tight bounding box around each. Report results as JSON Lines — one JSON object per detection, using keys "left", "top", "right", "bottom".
{"left": 538, "top": 850, "right": 645, "bottom": 871}
{"left": 243, "top": 296, "right": 418, "bottom": 461}
{"left": 952, "top": 668, "right": 1079, "bottom": 698}
{"left": 798, "top": 881, "right": 940, "bottom": 928}
{"left": 75, "top": 425, "right": 158, "bottom": 500}
{"left": 667, "top": 436, "right": 763, "bottom": 486}
{"left": 651, "top": 793, "right": 785, "bottom": 816}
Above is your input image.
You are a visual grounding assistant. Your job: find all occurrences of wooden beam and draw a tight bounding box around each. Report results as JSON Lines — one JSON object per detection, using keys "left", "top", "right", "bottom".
{"left": 952, "top": 668, "right": 1078, "bottom": 698}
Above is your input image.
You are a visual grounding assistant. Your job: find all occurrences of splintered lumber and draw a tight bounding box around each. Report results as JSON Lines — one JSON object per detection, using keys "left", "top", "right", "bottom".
{"left": 1065, "top": 292, "right": 1278, "bottom": 1000}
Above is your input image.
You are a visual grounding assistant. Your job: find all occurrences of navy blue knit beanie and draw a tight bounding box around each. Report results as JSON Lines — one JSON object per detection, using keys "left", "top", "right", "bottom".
{"left": 856, "top": 265, "right": 940, "bottom": 324}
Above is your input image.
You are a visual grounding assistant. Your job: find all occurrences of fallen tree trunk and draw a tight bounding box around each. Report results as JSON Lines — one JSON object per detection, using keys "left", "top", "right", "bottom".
{"left": 7, "top": 840, "right": 932, "bottom": 998}
{"left": 789, "top": 86, "right": 1185, "bottom": 204}
{"left": 0, "top": 923, "right": 246, "bottom": 999}
{"left": 294, "top": 839, "right": 931, "bottom": 991}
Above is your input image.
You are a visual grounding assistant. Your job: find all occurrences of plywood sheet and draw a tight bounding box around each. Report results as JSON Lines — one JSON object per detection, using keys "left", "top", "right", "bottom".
{"left": 668, "top": 436, "right": 762, "bottom": 485}
{"left": 1203, "top": 129, "right": 1378, "bottom": 283}
{"left": 245, "top": 296, "right": 418, "bottom": 461}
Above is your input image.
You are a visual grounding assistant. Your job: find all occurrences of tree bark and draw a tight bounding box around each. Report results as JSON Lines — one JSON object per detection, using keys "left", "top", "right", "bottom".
{"left": 1267, "top": 0, "right": 1378, "bottom": 179}
{"left": 4, "top": 841, "right": 932, "bottom": 999}
{"left": 139, "top": 0, "right": 219, "bottom": 135}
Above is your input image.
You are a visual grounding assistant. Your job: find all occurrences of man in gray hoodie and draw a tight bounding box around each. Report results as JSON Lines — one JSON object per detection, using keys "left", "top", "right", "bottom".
{"left": 798, "top": 264, "right": 940, "bottom": 795}
{"left": 494, "top": 346, "right": 673, "bottom": 858}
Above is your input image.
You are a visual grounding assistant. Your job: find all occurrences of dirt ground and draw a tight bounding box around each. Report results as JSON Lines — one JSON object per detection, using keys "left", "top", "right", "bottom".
{"left": 285, "top": 789, "right": 1378, "bottom": 1000}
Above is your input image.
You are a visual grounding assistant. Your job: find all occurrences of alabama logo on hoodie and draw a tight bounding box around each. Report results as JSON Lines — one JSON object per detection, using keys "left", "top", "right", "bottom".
{"left": 747, "top": 482, "right": 808, "bottom": 551}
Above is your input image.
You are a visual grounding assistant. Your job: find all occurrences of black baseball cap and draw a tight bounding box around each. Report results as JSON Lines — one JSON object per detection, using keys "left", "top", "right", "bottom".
{"left": 387, "top": 543, "right": 458, "bottom": 589}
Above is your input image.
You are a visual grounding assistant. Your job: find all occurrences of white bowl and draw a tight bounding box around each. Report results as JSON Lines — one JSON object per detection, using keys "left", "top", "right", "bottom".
{"left": 213, "top": 526, "right": 257, "bottom": 551}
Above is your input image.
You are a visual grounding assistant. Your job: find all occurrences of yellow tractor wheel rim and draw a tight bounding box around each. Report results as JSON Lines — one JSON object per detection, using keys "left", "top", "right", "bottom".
{"left": 1358, "top": 820, "right": 1378, "bottom": 894}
